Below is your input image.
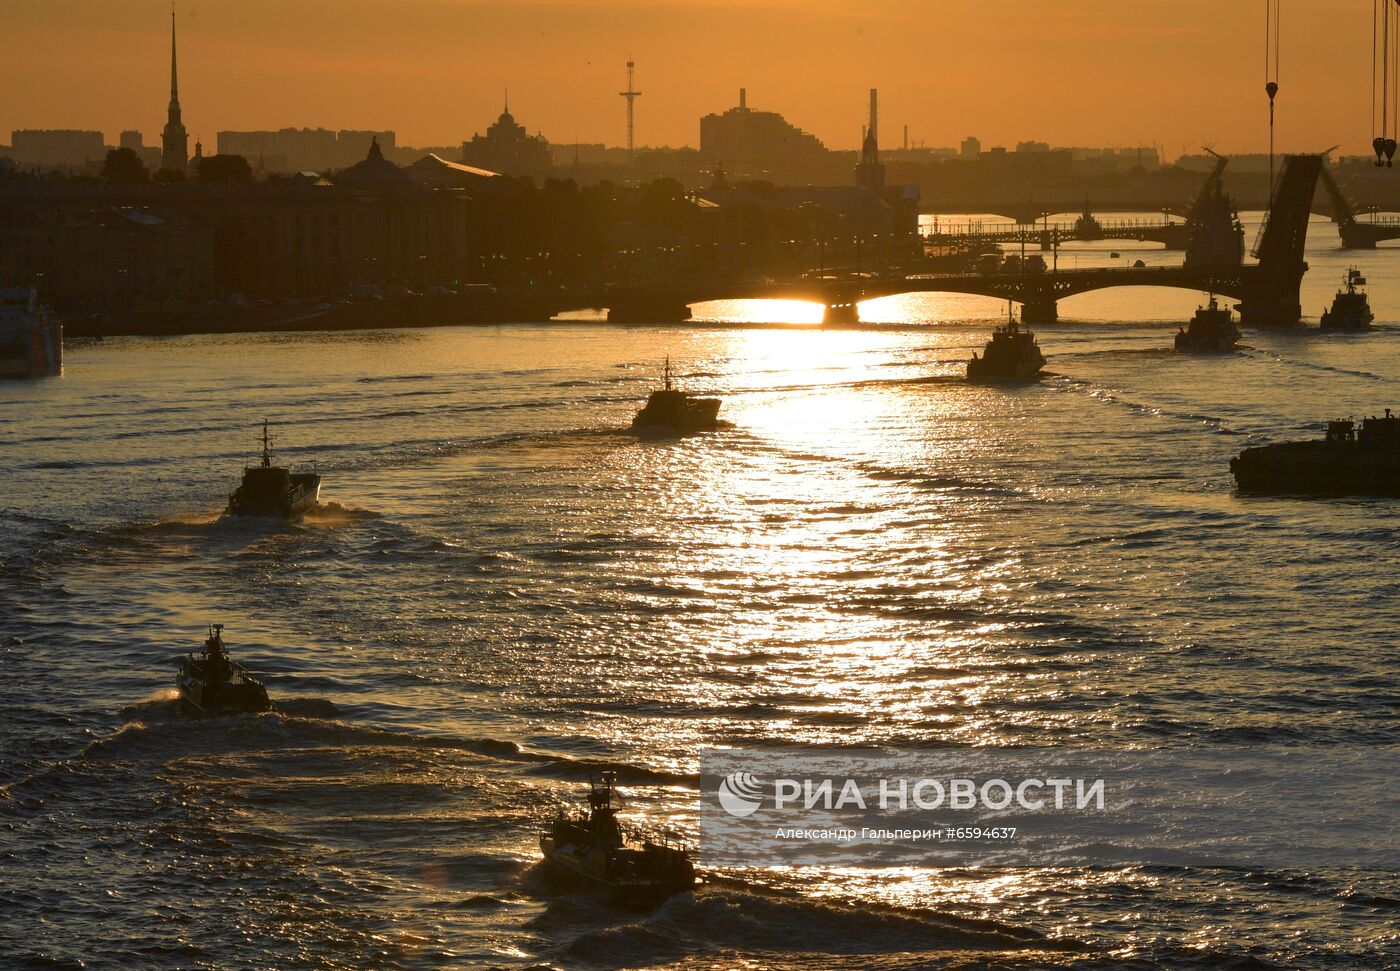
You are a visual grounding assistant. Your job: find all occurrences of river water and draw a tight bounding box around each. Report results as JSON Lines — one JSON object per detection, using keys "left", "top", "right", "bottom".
{"left": 1, "top": 215, "right": 1397, "bottom": 969}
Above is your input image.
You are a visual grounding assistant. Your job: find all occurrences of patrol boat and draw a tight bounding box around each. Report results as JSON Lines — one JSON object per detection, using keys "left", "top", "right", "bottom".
{"left": 0, "top": 288, "right": 62, "bottom": 380}
{"left": 1230, "top": 409, "right": 1400, "bottom": 496}
{"left": 967, "top": 311, "right": 1046, "bottom": 382}
{"left": 540, "top": 772, "right": 696, "bottom": 907}
{"left": 1319, "top": 268, "right": 1374, "bottom": 330}
{"left": 176, "top": 625, "right": 272, "bottom": 716}
{"left": 227, "top": 421, "right": 321, "bottom": 518}
{"left": 632, "top": 358, "right": 722, "bottom": 432}
{"left": 1175, "top": 296, "right": 1240, "bottom": 352}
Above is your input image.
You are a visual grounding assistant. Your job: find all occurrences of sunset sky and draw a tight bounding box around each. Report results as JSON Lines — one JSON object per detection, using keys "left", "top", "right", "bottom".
{"left": 0, "top": 0, "right": 1381, "bottom": 157}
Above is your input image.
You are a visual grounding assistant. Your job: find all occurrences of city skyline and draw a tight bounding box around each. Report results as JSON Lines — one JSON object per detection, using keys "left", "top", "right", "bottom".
{"left": 0, "top": 0, "right": 1382, "bottom": 157}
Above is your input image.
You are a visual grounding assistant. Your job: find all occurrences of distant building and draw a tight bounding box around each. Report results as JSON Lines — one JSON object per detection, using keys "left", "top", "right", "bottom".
{"left": 699, "top": 89, "right": 829, "bottom": 178}
{"left": 216, "top": 129, "right": 396, "bottom": 174}
{"left": 0, "top": 204, "right": 214, "bottom": 308}
{"left": 460, "top": 101, "right": 552, "bottom": 179}
{"left": 0, "top": 139, "right": 474, "bottom": 305}
{"left": 10, "top": 130, "right": 105, "bottom": 168}
{"left": 160, "top": 11, "right": 189, "bottom": 173}
{"left": 1016, "top": 140, "right": 1050, "bottom": 153}
{"left": 960, "top": 136, "right": 981, "bottom": 159}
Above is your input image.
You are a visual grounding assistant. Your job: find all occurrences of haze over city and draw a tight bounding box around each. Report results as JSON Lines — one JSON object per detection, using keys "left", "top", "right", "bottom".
{"left": 0, "top": 0, "right": 1380, "bottom": 153}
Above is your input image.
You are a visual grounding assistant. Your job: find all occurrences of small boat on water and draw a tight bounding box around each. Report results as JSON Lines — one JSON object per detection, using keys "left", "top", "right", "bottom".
{"left": 1230, "top": 409, "right": 1400, "bottom": 496}
{"left": 176, "top": 624, "right": 272, "bottom": 716}
{"left": 540, "top": 772, "right": 696, "bottom": 907}
{"left": 227, "top": 421, "right": 321, "bottom": 518}
{"left": 1319, "top": 268, "right": 1374, "bottom": 330}
{"left": 968, "top": 310, "right": 1046, "bottom": 382}
{"left": 1175, "top": 296, "right": 1240, "bottom": 352}
{"left": 0, "top": 288, "right": 62, "bottom": 380}
{"left": 632, "top": 358, "right": 722, "bottom": 433}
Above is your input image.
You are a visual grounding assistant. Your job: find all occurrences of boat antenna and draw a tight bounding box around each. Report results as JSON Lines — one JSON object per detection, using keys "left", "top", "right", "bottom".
{"left": 260, "top": 420, "right": 272, "bottom": 469}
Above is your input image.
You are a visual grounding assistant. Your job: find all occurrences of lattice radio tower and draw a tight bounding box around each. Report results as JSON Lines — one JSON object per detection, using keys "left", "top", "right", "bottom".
{"left": 620, "top": 58, "right": 641, "bottom": 161}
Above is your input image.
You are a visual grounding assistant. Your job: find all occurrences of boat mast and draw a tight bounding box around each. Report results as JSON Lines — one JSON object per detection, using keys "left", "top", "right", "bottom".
{"left": 663, "top": 356, "right": 672, "bottom": 392}
{"left": 260, "top": 420, "right": 272, "bottom": 469}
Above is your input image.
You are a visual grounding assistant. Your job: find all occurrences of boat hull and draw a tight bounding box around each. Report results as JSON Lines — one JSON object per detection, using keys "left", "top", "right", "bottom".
{"left": 0, "top": 320, "right": 63, "bottom": 380}
{"left": 227, "top": 473, "right": 321, "bottom": 519}
{"left": 966, "top": 358, "right": 1044, "bottom": 382}
{"left": 1319, "top": 312, "right": 1374, "bottom": 330}
{"left": 1231, "top": 442, "right": 1400, "bottom": 496}
{"left": 176, "top": 662, "right": 272, "bottom": 716}
{"left": 539, "top": 836, "right": 695, "bottom": 907}
{"left": 632, "top": 397, "right": 723, "bottom": 433}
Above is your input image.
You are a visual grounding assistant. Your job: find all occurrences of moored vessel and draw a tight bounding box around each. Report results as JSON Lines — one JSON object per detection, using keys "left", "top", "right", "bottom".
{"left": 176, "top": 624, "right": 273, "bottom": 716}
{"left": 632, "top": 358, "right": 722, "bottom": 433}
{"left": 540, "top": 772, "right": 696, "bottom": 907}
{"left": 0, "top": 288, "right": 62, "bottom": 380}
{"left": 1230, "top": 409, "right": 1400, "bottom": 496}
{"left": 1319, "top": 268, "right": 1374, "bottom": 330}
{"left": 1175, "top": 296, "right": 1240, "bottom": 352}
{"left": 227, "top": 421, "right": 321, "bottom": 518}
{"left": 967, "top": 313, "right": 1046, "bottom": 382}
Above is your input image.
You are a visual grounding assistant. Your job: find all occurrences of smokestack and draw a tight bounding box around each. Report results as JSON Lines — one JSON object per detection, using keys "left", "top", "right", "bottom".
{"left": 739, "top": 88, "right": 747, "bottom": 110}
{"left": 868, "top": 89, "right": 878, "bottom": 144}
{"left": 903, "top": 125, "right": 908, "bottom": 151}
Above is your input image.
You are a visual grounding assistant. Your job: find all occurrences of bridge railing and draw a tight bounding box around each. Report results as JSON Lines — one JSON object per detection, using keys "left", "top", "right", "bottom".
{"left": 923, "top": 218, "right": 1184, "bottom": 238}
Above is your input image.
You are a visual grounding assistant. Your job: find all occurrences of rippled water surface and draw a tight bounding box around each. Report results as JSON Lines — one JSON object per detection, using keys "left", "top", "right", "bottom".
{"left": 2, "top": 224, "right": 1398, "bottom": 969}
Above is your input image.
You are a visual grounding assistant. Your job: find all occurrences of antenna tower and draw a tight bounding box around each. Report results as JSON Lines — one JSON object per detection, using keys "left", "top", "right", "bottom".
{"left": 620, "top": 58, "right": 641, "bottom": 160}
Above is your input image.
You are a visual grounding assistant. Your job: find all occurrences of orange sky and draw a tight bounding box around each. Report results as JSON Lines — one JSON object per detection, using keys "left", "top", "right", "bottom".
{"left": 0, "top": 0, "right": 1382, "bottom": 157}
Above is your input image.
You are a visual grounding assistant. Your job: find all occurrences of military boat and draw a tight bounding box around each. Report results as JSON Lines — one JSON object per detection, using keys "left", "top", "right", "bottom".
{"left": 632, "top": 358, "right": 722, "bottom": 433}
{"left": 967, "top": 315, "right": 1046, "bottom": 382}
{"left": 1319, "top": 268, "right": 1374, "bottom": 330}
{"left": 1230, "top": 409, "right": 1400, "bottom": 496}
{"left": 176, "top": 624, "right": 272, "bottom": 716}
{"left": 1175, "top": 296, "right": 1240, "bottom": 352}
{"left": 540, "top": 772, "right": 696, "bottom": 907}
{"left": 0, "top": 288, "right": 62, "bottom": 380}
{"left": 227, "top": 421, "right": 321, "bottom": 518}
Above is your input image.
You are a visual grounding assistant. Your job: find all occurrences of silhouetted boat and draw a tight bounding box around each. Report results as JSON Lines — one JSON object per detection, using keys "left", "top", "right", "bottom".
{"left": 1175, "top": 297, "right": 1240, "bottom": 352}
{"left": 176, "top": 624, "right": 272, "bottom": 716}
{"left": 227, "top": 421, "right": 321, "bottom": 518}
{"left": 967, "top": 316, "right": 1045, "bottom": 382}
{"left": 540, "top": 772, "right": 696, "bottom": 907}
{"left": 0, "top": 288, "right": 62, "bottom": 380}
{"left": 632, "top": 358, "right": 722, "bottom": 432}
{"left": 1230, "top": 409, "right": 1400, "bottom": 496}
{"left": 1319, "top": 268, "right": 1374, "bottom": 330}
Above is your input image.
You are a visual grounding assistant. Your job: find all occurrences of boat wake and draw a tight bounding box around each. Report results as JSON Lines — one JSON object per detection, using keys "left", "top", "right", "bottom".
{"left": 547, "top": 885, "right": 1071, "bottom": 968}
{"left": 302, "top": 501, "right": 381, "bottom": 522}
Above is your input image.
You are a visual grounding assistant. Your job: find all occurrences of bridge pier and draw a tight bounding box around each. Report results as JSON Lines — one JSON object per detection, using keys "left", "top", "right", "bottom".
{"left": 1237, "top": 264, "right": 1307, "bottom": 327}
{"left": 1236, "top": 291, "right": 1303, "bottom": 327}
{"left": 1021, "top": 299, "right": 1058, "bottom": 325}
{"left": 824, "top": 300, "right": 860, "bottom": 325}
{"left": 606, "top": 299, "right": 693, "bottom": 324}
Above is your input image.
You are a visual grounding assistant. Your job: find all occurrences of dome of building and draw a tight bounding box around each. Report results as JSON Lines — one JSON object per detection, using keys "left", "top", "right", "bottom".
{"left": 334, "top": 136, "right": 410, "bottom": 186}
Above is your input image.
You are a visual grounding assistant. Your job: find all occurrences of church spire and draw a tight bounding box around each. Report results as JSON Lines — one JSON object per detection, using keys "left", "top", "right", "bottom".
{"left": 160, "top": 3, "right": 189, "bottom": 173}
{"left": 169, "top": 5, "right": 179, "bottom": 103}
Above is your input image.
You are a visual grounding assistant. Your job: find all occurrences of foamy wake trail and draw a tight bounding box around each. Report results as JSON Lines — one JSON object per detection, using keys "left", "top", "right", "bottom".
{"left": 304, "top": 501, "right": 381, "bottom": 522}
